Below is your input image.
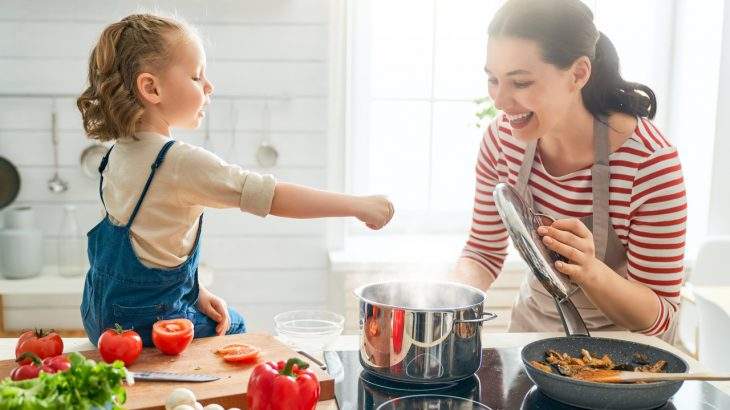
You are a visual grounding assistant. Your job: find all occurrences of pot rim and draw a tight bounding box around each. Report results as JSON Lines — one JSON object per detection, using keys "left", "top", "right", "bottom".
{"left": 353, "top": 280, "right": 486, "bottom": 312}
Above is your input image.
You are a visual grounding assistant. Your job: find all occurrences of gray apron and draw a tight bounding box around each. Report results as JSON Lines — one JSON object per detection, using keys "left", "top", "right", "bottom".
{"left": 506, "top": 116, "right": 676, "bottom": 342}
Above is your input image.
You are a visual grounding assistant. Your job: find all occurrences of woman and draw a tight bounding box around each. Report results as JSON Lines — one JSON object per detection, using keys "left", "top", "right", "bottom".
{"left": 453, "top": 0, "right": 686, "bottom": 341}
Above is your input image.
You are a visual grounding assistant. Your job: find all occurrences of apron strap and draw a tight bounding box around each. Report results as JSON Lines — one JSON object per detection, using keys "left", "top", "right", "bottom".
{"left": 97, "top": 145, "right": 115, "bottom": 212}
{"left": 516, "top": 141, "right": 538, "bottom": 203}
{"left": 591, "top": 116, "right": 611, "bottom": 261}
{"left": 126, "top": 140, "right": 176, "bottom": 228}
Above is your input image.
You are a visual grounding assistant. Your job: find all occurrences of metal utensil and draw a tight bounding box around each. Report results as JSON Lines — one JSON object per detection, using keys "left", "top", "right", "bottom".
{"left": 0, "top": 156, "right": 20, "bottom": 210}
{"left": 296, "top": 349, "right": 327, "bottom": 371}
{"left": 255, "top": 102, "right": 278, "bottom": 167}
{"left": 493, "top": 182, "right": 588, "bottom": 336}
{"left": 128, "top": 370, "right": 220, "bottom": 383}
{"left": 47, "top": 110, "right": 68, "bottom": 193}
{"left": 79, "top": 143, "right": 108, "bottom": 179}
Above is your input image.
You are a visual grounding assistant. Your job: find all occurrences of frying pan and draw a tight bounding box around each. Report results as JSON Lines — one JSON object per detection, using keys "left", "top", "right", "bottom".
{"left": 521, "top": 337, "right": 687, "bottom": 409}
{"left": 0, "top": 156, "right": 20, "bottom": 210}
{"left": 492, "top": 182, "right": 688, "bottom": 409}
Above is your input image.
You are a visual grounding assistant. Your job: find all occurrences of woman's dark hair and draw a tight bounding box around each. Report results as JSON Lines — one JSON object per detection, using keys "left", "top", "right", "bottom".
{"left": 488, "top": 0, "right": 656, "bottom": 119}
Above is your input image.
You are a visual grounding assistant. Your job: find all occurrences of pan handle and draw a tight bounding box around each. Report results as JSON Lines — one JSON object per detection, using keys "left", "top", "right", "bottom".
{"left": 454, "top": 312, "right": 498, "bottom": 324}
{"left": 556, "top": 298, "right": 590, "bottom": 337}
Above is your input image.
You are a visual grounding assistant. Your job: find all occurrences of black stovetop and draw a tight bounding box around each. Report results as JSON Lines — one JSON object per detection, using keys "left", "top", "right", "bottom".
{"left": 323, "top": 348, "right": 730, "bottom": 410}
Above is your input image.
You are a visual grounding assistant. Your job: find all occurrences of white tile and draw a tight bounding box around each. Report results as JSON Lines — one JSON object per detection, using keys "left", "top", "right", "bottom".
{"left": 201, "top": 25, "right": 328, "bottom": 61}
{"left": 207, "top": 61, "right": 327, "bottom": 96}
{"left": 4, "top": 307, "right": 83, "bottom": 330}
{"left": 229, "top": 302, "right": 329, "bottom": 333}
{"left": 0, "top": 0, "right": 329, "bottom": 24}
{"left": 0, "top": 59, "right": 87, "bottom": 94}
{"left": 201, "top": 236, "right": 328, "bottom": 270}
{"left": 0, "top": 22, "right": 328, "bottom": 61}
{"left": 209, "top": 269, "right": 327, "bottom": 304}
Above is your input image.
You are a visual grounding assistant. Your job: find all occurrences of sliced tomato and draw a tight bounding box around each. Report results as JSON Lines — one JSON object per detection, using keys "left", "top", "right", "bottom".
{"left": 152, "top": 318, "right": 194, "bottom": 355}
{"left": 215, "top": 343, "right": 260, "bottom": 363}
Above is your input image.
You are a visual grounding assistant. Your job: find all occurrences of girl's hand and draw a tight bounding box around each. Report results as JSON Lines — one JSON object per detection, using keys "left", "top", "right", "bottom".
{"left": 356, "top": 195, "right": 394, "bottom": 230}
{"left": 537, "top": 218, "right": 607, "bottom": 286}
{"left": 196, "top": 286, "right": 230, "bottom": 335}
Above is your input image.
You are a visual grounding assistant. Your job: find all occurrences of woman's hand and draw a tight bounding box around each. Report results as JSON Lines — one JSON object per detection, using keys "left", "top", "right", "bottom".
{"left": 356, "top": 195, "right": 394, "bottom": 230}
{"left": 196, "top": 286, "right": 230, "bottom": 336}
{"left": 537, "top": 218, "right": 608, "bottom": 286}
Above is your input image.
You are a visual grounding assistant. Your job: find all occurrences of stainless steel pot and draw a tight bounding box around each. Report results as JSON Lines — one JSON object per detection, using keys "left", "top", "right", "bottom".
{"left": 354, "top": 280, "right": 497, "bottom": 384}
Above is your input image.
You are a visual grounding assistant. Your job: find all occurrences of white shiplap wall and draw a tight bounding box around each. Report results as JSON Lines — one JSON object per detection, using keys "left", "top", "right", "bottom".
{"left": 0, "top": 0, "right": 332, "bottom": 332}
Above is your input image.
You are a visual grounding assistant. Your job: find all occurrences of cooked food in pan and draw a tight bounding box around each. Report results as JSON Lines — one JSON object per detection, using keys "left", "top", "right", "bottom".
{"left": 529, "top": 349, "right": 667, "bottom": 383}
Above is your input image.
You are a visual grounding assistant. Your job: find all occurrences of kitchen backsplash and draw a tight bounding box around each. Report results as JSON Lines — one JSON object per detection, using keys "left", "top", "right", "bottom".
{"left": 0, "top": 0, "right": 332, "bottom": 331}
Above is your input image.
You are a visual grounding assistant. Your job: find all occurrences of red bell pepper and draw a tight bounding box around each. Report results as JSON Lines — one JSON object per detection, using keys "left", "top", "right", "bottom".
{"left": 247, "top": 357, "right": 320, "bottom": 410}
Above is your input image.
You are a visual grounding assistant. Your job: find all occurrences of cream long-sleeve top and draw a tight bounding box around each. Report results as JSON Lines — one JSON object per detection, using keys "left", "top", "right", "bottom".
{"left": 100, "top": 131, "right": 276, "bottom": 268}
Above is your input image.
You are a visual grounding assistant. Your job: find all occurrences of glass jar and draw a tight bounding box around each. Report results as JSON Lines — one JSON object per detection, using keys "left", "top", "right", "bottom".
{"left": 57, "top": 205, "right": 86, "bottom": 277}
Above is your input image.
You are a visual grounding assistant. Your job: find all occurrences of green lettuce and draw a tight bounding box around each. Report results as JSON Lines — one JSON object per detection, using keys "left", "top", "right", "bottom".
{"left": 0, "top": 352, "right": 127, "bottom": 410}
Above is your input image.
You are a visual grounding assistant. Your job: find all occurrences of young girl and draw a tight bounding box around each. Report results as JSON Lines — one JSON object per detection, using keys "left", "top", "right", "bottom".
{"left": 453, "top": 0, "right": 686, "bottom": 341}
{"left": 77, "top": 14, "right": 394, "bottom": 346}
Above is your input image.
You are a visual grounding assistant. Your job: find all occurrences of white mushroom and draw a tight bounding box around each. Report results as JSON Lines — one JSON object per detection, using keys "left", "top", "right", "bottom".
{"left": 165, "top": 388, "right": 197, "bottom": 410}
{"left": 172, "top": 406, "right": 195, "bottom": 410}
{"left": 194, "top": 403, "right": 204, "bottom": 410}
{"left": 202, "top": 405, "right": 224, "bottom": 410}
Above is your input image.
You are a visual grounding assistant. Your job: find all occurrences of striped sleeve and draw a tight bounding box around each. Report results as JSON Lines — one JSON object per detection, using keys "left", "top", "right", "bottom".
{"left": 461, "top": 119, "right": 510, "bottom": 279}
{"left": 627, "top": 146, "right": 687, "bottom": 337}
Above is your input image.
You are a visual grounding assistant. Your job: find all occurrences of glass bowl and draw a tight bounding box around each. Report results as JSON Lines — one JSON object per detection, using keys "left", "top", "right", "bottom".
{"left": 274, "top": 310, "right": 345, "bottom": 352}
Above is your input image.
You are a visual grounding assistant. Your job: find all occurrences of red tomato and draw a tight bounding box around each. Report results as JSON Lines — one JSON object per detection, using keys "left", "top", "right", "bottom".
{"left": 10, "top": 352, "right": 54, "bottom": 381}
{"left": 15, "top": 329, "right": 64, "bottom": 364}
{"left": 215, "top": 343, "right": 260, "bottom": 363}
{"left": 98, "top": 324, "right": 143, "bottom": 366}
{"left": 42, "top": 355, "right": 71, "bottom": 372}
{"left": 152, "top": 318, "right": 194, "bottom": 355}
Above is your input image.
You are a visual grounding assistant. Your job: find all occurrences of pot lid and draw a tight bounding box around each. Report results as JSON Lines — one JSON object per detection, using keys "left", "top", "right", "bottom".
{"left": 492, "top": 182, "right": 578, "bottom": 301}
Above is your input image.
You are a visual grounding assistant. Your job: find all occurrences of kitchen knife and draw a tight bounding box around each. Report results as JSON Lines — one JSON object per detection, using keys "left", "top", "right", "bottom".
{"left": 128, "top": 371, "right": 220, "bottom": 382}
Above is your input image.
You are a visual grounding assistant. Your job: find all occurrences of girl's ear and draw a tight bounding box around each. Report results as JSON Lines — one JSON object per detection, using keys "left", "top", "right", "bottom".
{"left": 136, "top": 72, "right": 161, "bottom": 104}
{"left": 570, "top": 56, "right": 591, "bottom": 91}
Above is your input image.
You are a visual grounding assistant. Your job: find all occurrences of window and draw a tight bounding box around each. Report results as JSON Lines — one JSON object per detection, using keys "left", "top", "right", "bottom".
{"left": 346, "top": 0, "right": 717, "bottom": 251}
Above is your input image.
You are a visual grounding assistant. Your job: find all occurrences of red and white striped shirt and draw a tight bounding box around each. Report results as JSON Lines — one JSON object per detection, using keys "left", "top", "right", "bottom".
{"left": 462, "top": 115, "right": 687, "bottom": 337}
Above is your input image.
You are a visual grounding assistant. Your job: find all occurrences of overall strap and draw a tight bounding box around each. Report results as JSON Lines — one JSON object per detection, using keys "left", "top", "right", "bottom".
{"left": 590, "top": 115, "right": 611, "bottom": 261}
{"left": 98, "top": 145, "right": 115, "bottom": 211}
{"left": 126, "top": 140, "right": 176, "bottom": 228}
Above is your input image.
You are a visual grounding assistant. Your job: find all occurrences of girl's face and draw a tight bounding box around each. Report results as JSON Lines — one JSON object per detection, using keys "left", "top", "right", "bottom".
{"left": 157, "top": 35, "right": 213, "bottom": 129}
{"left": 485, "top": 36, "right": 585, "bottom": 141}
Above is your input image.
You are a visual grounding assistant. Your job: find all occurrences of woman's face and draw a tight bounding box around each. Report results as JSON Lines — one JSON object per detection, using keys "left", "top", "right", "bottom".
{"left": 485, "top": 36, "right": 583, "bottom": 141}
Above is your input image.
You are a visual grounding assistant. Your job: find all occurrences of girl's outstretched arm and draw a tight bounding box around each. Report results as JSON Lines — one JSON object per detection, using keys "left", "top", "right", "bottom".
{"left": 270, "top": 182, "right": 393, "bottom": 229}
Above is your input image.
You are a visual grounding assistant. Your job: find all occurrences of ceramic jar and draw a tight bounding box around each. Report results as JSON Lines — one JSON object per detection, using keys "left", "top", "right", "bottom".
{"left": 0, "top": 206, "right": 44, "bottom": 279}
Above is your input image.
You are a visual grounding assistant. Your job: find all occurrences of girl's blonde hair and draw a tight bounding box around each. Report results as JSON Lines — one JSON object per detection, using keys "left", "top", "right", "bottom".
{"left": 77, "top": 14, "right": 194, "bottom": 141}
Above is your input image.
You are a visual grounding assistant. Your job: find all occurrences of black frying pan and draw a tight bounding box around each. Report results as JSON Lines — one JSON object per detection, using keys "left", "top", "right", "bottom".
{"left": 0, "top": 156, "right": 20, "bottom": 209}
{"left": 521, "top": 336, "right": 688, "bottom": 410}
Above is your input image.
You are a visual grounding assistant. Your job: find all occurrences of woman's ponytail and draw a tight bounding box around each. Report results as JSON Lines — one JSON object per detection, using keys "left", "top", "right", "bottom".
{"left": 583, "top": 32, "right": 656, "bottom": 119}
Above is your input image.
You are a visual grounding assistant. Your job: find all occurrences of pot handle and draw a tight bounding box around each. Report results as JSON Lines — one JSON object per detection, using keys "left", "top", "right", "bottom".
{"left": 454, "top": 312, "right": 498, "bottom": 324}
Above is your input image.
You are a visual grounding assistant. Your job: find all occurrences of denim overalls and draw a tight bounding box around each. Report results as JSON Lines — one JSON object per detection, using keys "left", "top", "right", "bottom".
{"left": 81, "top": 140, "right": 246, "bottom": 346}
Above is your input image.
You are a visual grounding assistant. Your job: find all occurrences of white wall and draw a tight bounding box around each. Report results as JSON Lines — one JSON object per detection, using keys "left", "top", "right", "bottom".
{"left": 0, "top": 0, "right": 332, "bottom": 331}
{"left": 709, "top": 0, "right": 730, "bottom": 236}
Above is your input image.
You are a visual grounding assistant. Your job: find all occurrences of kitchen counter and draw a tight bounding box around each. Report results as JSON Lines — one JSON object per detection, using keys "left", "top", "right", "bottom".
{"left": 1, "top": 331, "right": 725, "bottom": 409}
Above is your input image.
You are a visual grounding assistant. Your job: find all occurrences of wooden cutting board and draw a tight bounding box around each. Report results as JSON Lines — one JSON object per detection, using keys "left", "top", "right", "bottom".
{"left": 0, "top": 332, "right": 334, "bottom": 410}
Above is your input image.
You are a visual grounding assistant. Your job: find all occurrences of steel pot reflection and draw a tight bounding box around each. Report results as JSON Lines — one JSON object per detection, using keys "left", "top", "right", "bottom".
{"left": 354, "top": 281, "right": 497, "bottom": 384}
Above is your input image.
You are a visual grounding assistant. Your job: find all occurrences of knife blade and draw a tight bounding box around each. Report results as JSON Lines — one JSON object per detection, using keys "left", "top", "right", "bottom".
{"left": 128, "top": 371, "right": 220, "bottom": 382}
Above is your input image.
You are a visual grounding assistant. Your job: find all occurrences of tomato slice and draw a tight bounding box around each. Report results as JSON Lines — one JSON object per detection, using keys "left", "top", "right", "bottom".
{"left": 215, "top": 343, "right": 260, "bottom": 363}
{"left": 152, "top": 318, "right": 194, "bottom": 355}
